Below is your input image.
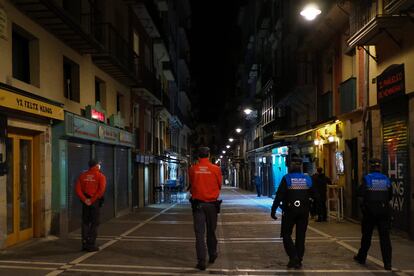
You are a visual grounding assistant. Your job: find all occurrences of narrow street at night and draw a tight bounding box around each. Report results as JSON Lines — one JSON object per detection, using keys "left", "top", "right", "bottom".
{"left": 1, "top": 0, "right": 414, "bottom": 274}
{"left": 0, "top": 187, "right": 412, "bottom": 275}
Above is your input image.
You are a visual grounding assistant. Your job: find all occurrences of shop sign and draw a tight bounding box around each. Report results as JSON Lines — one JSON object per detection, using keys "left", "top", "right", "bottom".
{"left": 73, "top": 116, "right": 98, "bottom": 139}
{"left": 119, "top": 131, "right": 134, "bottom": 146}
{"left": 85, "top": 102, "right": 106, "bottom": 123}
{"left": 377, "top": 64, "right": 405, "bottom": 104}
{"left": 98, "top": 125, "right": 118, "bottom": 141}
{"left": 0, "top": 5, "right": 7, "bottom": 40}
{"left": 0, "top": 87, "right": 64, "bottom": 120}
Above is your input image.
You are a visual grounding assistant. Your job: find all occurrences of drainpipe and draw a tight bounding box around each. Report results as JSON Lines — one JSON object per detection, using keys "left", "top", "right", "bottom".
{"left": 362, "top": 47, "right": 371, "bottom": 176}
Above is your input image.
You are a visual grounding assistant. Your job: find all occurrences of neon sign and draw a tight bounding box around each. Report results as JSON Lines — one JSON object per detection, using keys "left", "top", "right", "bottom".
{"left": 91, "top": 109, "right": 105, "bottom": 122}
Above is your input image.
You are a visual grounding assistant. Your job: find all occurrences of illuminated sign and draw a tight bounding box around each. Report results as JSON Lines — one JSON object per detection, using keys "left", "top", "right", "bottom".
{"left": 85, "top": 102, "right": 106, "bottom": 123}
{"left": 91, "top": 109, "right": 105, "bottom": 122}
{"left": 377, "top": 64, "right": 405, "bottom": 103}
{"left": 0, "top": 87, "right": 64, "bottom": 120}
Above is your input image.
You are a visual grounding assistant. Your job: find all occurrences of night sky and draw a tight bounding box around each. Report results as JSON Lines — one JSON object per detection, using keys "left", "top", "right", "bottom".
{"left": 189, "top": 0, "right": 242, "bottom": 124}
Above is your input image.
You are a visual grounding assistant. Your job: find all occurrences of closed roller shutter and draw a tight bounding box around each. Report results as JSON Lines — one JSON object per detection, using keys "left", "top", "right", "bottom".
{"left": 95, "top": 144, "right": 115, "bottom": 222}
{"left": 116, "top": 147, "right": 129, "bottom": 212}
{"left": 382, "top": 98, "right": 410, "bottom": 231}
{"left": 68, "top": 141, "right": 91, "bottom": 232}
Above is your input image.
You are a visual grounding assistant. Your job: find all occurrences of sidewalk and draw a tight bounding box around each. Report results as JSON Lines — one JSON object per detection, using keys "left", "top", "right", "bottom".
{"left": 0, "top": 187, "right": 412, "bottom": 275}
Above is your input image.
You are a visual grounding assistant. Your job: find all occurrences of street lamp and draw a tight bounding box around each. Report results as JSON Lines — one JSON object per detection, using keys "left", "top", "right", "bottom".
{"left": 228, "top": 138, "right": 234, "bottom": 142}
{"left": 235, "top": 128, "right": 242, "bottom": 133}
{"left": 300, "top": 4, "right": 321, "bottom": 21}
{"left": 243, "top": 108, "right": 253, "bottom": 115}
{"left": 226, "top": 145, "right": 230, "bottom": 148}
{"left": 222, "top": 150, "right": 226, "bottom": 154}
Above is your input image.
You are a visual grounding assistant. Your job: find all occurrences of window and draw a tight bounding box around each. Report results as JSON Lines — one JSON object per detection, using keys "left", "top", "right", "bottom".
{"left": 133, "top": 104, "right": 140, "bottom": 129}
{"left": 12, "top": 24, "right": 39, "bottom": 85}
{"left": 133, "top": 31, "right": 140, "bottom": 55}
{"left": 63, "top": 57, "right": 80, "bottom": 102}
{"left": 95, "top": 77, "right": 106, "bottom": 106}
{"left": 116, "top": 93, "right": 123, "bottom": 114}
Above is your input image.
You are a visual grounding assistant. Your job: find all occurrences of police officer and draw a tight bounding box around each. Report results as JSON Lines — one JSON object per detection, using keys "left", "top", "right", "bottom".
{"left": 354, "top": 158, "right": 392, "bottom": 270}
{"left": 270, "top": 155, "right": 315, "bottom": 269}
{"left": 75, "top": 159, "right": 106, "bottom": 252}
{"left": 189, "top": 147, "right": 223, "bottom": 270}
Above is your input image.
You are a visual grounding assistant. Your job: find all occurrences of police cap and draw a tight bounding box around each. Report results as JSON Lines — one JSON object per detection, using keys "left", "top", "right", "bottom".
{"left": 369, "top": 158, "right": 381, "bottom": 167}
{"left": 290, "top": 155, "right": 303, "bottom": 165}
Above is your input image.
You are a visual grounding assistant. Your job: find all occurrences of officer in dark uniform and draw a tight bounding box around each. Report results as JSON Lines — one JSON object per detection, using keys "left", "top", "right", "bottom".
{"left": 354, "top": 158, "right": 393, "bottom": 270}
{"left": 270, "top": 155, "right": 315, "bottom": 269}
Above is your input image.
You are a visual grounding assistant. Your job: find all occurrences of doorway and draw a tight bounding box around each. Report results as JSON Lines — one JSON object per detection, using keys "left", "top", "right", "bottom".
{"left": 5, "top": 134, "right": 34, "bottom": 246}
{"left": 346, "top": 138, "right": 359, "bottom": 219}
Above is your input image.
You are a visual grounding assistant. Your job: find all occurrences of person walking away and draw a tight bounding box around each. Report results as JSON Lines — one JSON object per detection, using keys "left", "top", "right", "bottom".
{"left": 75, "top": 159, "right": 106, "bottom": 252}
{"left": 354, "top": 158, "right": 393, "bottom": 270}
{"left": 254, "top": 173, "right": 262, "bottom": 197}
{"left": 189, "top": 147, "right": 223, "bottom": 270}
{"left": 314, "top": 167, "right": 331, "bottom": 222}
{"left": 270, "top": 155, "right": 316, "bottom": 269}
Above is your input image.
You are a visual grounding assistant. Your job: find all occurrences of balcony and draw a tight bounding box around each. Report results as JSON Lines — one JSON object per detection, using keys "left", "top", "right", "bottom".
{"left": 92, "top": 23, "right": 139, "bottom": 86}
{"left": 11, "top": 0, "right": 102, "bottom": 54}
{"left": 339, "top": 78, "right": 356, "bottom": 114}
{"left": 318, "top": 91, "right": 333, "bottom": 122}
{"left": 347, "top": 2, "right": 409, "bottom": 48}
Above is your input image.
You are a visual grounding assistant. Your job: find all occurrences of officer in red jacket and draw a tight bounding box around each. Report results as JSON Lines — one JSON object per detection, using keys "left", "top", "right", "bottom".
{"left": 75, "top": 159, "right": 106, "bottom": 252}
{"left": 189, "top": 147, "right": 223, "bottom": 270}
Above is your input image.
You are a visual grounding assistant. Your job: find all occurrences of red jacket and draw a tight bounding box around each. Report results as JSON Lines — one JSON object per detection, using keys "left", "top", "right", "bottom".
{"left": 189, "top": 158, "right": 222, "bottom": 202}
{"left": 75, "top": 166, "right": 106, "bottom": 204}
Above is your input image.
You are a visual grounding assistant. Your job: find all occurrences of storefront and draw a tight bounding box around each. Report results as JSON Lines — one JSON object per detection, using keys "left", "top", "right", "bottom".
{"left": 52, "top": 111, "right": 134, "bottom": 235}
{"left": 377, "top": 64, "right": 410, "bottom": 232}
{"left": 313, "top": 120, "right": 345, "bottom": 184}
{"left": 0, "top": 84, "right": 64, "bottom": 248}
{"left": 271, "top": 146, "right": 288, "bottom": 194}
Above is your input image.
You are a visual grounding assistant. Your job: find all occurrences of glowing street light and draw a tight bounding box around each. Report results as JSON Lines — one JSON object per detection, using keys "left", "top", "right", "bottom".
{"left": 226, "top": 145, "right": 230, "bottom": 148}
{"left": 235, "top": 128, "right": 242, "bottom": 133}
{"left": 300, "top": 4, "right": 321, "bottom": 21}
{"left": 228, "top": 138, "right": 234, "bottom": 142}
{"left": 243, "top": 108, "right": 253, "bottom": 115}
{"left": 222, "top": 150, "right": 226, "bottom": 154}
{"left": 220, "top": 155, "right": 223, "bottom": 158}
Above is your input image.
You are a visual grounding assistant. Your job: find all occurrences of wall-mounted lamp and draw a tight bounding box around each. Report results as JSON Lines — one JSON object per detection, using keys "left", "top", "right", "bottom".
{"left": 328, "top": 135, "right": 335, "bottom": 143}
{"left": 314, "top": 139, "right": 320, "bottom": 146}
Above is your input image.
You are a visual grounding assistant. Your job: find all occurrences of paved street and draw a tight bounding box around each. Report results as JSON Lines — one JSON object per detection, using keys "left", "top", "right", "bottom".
{"left": 0, "top": 187, "right": 413, "bottom": 275}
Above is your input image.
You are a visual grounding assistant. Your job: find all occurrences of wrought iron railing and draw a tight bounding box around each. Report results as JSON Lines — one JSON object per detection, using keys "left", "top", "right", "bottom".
{"left": 93, "top": 23, "right": 139, "bottom": 80}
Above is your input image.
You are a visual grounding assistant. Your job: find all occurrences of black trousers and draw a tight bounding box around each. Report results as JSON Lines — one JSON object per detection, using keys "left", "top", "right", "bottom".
{"left": 281, "top": 210, "right": 309, "bottom": 261}
{"left": 317, "top": 197, "right": 327, "bottom": 220}
{"left": 81, "top": 202, "right": 100, "bottom": 248}
{"left": 357, "top": 209, "right": 392, "bottom": 265}
{"left": 255, "top": 184, "right": 261, "bottom": 196}
{"left": 193, "top": 202, "right": 218, "bottom": 263}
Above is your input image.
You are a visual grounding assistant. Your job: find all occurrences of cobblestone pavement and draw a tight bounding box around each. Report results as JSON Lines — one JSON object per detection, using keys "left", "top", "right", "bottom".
{"left": 0, "top": 187, "right": 413, "bottom": 275}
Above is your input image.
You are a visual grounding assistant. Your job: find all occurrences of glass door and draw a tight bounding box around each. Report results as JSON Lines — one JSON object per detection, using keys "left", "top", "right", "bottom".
{"left": 6, "top": 134, "right": 33, "bottom": 246}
